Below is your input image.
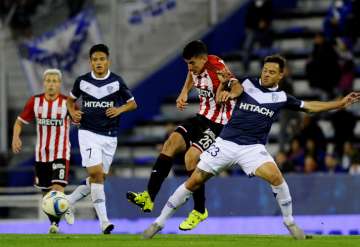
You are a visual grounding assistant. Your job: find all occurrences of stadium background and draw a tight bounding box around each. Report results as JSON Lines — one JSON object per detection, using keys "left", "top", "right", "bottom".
{"left": 0, "top": 0, "right": 360, "bottom": 236}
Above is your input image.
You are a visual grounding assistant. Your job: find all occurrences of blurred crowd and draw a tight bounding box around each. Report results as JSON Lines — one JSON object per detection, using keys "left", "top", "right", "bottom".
{"left": 238, "top": 0, "right": 360, "bottom": 176}
{"left": 0, "top": 0, "right": 87, "bottom": 40}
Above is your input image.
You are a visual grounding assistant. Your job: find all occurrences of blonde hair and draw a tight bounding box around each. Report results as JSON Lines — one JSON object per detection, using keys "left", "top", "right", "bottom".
{"left": 43, "top": 69, "right": 62, "bottom": 80}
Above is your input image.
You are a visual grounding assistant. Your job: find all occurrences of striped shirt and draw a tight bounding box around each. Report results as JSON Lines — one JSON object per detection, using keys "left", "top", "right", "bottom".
{"left": 191, "top": 55, "right": 236, "bottom": 125}
{"left": 18, "top": 94, "right": 70, "bottom": 162}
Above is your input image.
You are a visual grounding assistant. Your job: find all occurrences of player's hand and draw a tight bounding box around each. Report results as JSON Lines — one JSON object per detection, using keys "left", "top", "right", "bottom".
{"left": 176, "top": 93, "right": 188, "bottom": 111}
{"left": 70, "top": 110, "right": 83, "bottom": 123}
{"left": 216, "top": 68, "right": 232, "bottom": 84}
{"left": 106, "top": 107, "right": 122, "bottom": 118}
{"left": 342, "top": 92, "right": 360, "bottom": 108}
{"left": 12, "top": 136, "right": 22, "bottom": 154}
{"left": 216, "top": 91, "right": 233, "bottom": 104}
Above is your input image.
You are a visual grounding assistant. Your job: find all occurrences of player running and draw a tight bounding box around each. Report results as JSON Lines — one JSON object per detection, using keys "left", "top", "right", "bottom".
{"left": 127, "top": 40, "right": 240, "bottom": 231}
{"left": 12, "top": 69, "right": 74, "bottom": 233}
{"left": 142, "top": 54, "right": 360, "bottom": 239}
{"left": 66, "top": 44, "right": 137, "bottom": 234}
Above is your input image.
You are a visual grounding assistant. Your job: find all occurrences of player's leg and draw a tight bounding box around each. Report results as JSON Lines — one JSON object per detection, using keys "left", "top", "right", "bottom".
{"left": 87, "top": 164, "right": 114, "bottom": 233}
{"left": 143, "top": 138, "right": 233, "bottom": 238}
{"left": 78, "top": 130, "right": 114, "bottom": 234}
{"left": 50, "top": 159, "right": 74, "bottom": 225}
{"left": 179, "top": 146, "right": 208, "bottom": 231}
{"left": 127, "top": 126, "right": 188, "bottom": 211}
{"left": 143, "top": 167, "right": 213, "bottom": 239}
{"left": 254, "top": 162, "right": 305, "bottom": 239}
{"left": 35, "top": 161, "right": 61, "bottom": 233}
{"left": 67, "top": 177, "right": 91, "bottom": 205}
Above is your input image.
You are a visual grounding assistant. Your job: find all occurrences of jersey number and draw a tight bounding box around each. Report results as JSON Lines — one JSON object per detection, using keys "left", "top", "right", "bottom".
{"left": 199, "top": 135, "right": 214, "bottom": 150}
{"left": 206, "top": 144, "right": 220, "bottom": 157}
{"left": 86, "top": 148, "right": 92, "bottom": 159}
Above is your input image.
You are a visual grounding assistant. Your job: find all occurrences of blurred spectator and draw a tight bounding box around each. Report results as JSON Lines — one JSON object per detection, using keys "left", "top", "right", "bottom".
{"left": 298, "top": 115, "right": 326, "bottom": 151}
{"left": 341, "top": 141, "right": 360, "bottom": 171}
{"left": 241, "top": 0, "right": 273, "bottom": 72}
{"left": 9, "top": 0, "right": 42, "bottom": 39}
{"left": 305, "top": 138, "right": 326, "bottom": 171}
{"left": 306, "top": 32, "right": 341, "bottom": 99}
{"left": 349, "top": 0, "right": 360, "bottom": 43}
{"left": 287, "top": 137, "right": 305, "bottom": 172}
{"left": 324, "top": 153, "right": 345, "bottom": 173}
{"left": 304, "top": 155, "right": 318, "bottom": 174}
{"left": 323, "top": 0, "right": 353, "bottom": 43}
{"left": 349, "top": 163, "right": 360, "bottom": 175}
{"left": 330, "top": 109, "right": 356, "bottom": 155}
{"left": 275, "top": 151, "right": 294, "bottom": 173}
{"left": 66, "top": 0, "right": 86, "bottom": 18}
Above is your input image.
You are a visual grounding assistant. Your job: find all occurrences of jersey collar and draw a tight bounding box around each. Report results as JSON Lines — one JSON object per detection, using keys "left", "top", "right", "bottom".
{"left": 259, "top": 78, "right": 279, "bottom": 91}
{"left": 91, "top": 70, "right": 111, "bottom": 80}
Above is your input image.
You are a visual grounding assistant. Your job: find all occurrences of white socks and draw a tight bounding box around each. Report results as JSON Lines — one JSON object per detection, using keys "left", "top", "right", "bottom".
{"left": 91, "top": 183, "right": 109, "bottom": 225}
{"left": 155, "top": 183, "right": 192, "bottom": 226}
{"left": 271, "top": 181, "right": 294, "bottom": 225}
{"left": 67, "top": 177, "right": 91, "bottom": 205}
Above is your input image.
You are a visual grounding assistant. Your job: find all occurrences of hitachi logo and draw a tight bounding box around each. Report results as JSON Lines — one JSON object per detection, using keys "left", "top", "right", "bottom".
{"left": 84, "top": 101, "right": 114, "bottom": 108}
{"left": 239, "top": 102, "right": 274, "bottom": 117}
{"left": 37, "top": 119, "right": 63, "bottom": 126}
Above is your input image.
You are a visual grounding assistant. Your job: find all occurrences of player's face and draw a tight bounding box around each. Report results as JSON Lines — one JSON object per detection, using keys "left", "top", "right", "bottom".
{"left": 185, "top": 55, "right": 207, "bottom": 75}
{"left": 43, "top": 74, "right": 61, "bottom": 97}
{"left": 90, "top": 51, "right": 110, "bottom": 76}
{"left": 261, "top": 62, "right": 284, "bottom": 87}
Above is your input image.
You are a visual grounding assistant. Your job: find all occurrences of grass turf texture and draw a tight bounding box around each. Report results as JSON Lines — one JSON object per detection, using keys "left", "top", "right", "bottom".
{"left": 1, "top": 235, "right": 360, "bottom": 247}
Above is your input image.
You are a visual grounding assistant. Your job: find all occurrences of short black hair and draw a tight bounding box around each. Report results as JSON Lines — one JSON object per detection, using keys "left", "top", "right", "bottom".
{"left": 89, "top": 44, "right": 109, "bottom": 58}
{"left": 263, "top": 54, "right": 286, "bottom": 72}
{"left": 182, "top": 40, "right": 208, "bottom": 60}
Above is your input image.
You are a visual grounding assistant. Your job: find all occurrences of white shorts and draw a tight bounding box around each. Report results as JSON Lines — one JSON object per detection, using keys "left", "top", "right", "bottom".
{"left": 198, "top": 137, "right": 275, "bottom": 176}
{"left": 78, "top": 129, "right": 117, "bottom": 174}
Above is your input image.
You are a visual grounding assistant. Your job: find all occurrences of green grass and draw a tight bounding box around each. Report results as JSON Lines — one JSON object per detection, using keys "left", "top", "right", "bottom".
{"left": 1, "top": 234, "right": 360, "bottom": 247}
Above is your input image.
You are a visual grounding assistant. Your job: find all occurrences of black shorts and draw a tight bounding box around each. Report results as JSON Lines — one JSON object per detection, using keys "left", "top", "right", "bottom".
{"left": 34, "top": 159, "right": 69, "bottom": 190}
{"left": 175, "top": 114, "right": 223, "bottom": 152}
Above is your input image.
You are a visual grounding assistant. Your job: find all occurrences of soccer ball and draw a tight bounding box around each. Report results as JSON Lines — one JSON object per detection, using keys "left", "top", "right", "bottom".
{"left": 42, "top": 191, "right": 69, "bottom": 217}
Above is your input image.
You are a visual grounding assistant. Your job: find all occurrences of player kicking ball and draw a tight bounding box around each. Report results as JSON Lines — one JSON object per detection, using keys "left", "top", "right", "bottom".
{"left": 142, "top": 54, "right": 360, "bottom": 239}
{"left": 127, "top": 40, "right": 239, "bottom": 231}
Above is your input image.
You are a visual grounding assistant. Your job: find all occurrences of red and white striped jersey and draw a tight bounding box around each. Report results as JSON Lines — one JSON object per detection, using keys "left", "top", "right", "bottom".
{"left": 191, "top": 55, "right": 236, "bottom": 125}
{"left": 18, "top": 94, "right": 70, "bottom": 162}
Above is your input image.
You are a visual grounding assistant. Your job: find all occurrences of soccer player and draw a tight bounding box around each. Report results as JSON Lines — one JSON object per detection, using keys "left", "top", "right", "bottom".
{"left": 142, "top": 54, "right": 360, "bottom": 239}
{"left": 66, "top": 44, "right": 137, "bottom": 234}
{"left": 12, "top": 69, "right": 74, "bottom": 234}
{"left": 127, "top": 40, "right": 240, "bottom": 230}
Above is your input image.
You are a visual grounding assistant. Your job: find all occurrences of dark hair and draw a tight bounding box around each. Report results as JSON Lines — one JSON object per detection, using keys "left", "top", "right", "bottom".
{"left": 89, "top": 44, "right": 109, "bottom": 58}
{"left": 182, "top": 40, "right": 208, "bottom": 60}
{"left": 263, "top": 54, "right": 286, "bottom": 72}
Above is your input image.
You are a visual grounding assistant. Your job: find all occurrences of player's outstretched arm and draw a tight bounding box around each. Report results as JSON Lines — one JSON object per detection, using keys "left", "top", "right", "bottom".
{"left": 216, "top": 79, "right": 243, "bottom": 103}
{"left": 67, "top": 97, "right": 83, "bottom": 122}
{"left": 12, "top": 119, "right": 23, "bottom": 154}
{"left": 105, "top": 99, "right": 137, "bottom": 118}
{"left": 176, "top": 72, "right": 193, "bottom": 111}
{"left": 303, "top": 92, "right": 360, "bottom": 113}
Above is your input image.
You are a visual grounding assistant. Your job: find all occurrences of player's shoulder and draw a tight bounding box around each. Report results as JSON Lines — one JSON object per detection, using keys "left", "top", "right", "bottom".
{"left": 109, "top": 72, "right": 125, "bottom": 83}
{"left": 240, "top": 76, "right": 258, "bottom": 85}
{"left": 76, "top": 72, "right": 92, "bottom": 81}
{"left": 33, "top": 93, "right": 45, "bottom": 99}
{"left": 205, "top": 55, "right": 226, "bottom": 71}
{"left": 59, "top": 94, "right": 68, "bottom": 100}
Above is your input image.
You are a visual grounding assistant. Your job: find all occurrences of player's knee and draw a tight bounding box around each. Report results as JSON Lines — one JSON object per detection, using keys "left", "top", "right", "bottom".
{"left": 51, "top": 183, "right": 65, "bottom": 192}
{"left": 89, "top": 172, "right": 104, "bottom": 183}
{"left": 184, "top": 153, "right": 199, "bottom": 171}
{"left": 268, "top": 173, "right": 283, "bottom": 186}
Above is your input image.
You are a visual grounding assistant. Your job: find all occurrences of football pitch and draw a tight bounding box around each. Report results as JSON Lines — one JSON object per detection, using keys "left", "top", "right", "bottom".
{"left": 1, "top": 235, "right": 359, "bottom": 247}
